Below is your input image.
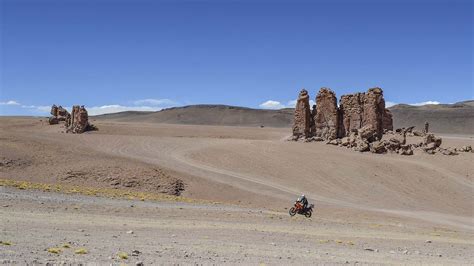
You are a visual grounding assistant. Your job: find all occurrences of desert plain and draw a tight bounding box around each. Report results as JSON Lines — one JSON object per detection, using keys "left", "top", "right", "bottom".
{"left": 0, "top": 117, "right": 473, "bottom": 264}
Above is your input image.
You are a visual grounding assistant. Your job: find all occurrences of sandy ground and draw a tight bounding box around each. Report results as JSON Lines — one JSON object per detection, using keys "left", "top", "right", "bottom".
{"left": 0, "top": 117, "right": 473, "bottom": 264}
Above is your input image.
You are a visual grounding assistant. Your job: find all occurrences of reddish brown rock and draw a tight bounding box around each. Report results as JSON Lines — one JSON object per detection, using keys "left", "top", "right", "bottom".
{"left": 382, "top": 109, "right": 393, "bottom": 131}
{"left": 48, "top": 104, "right": 70, "bottom": 123}
{"left": 338, "top": 88, "right": 392, "bottom": 139}
{"left": 361, "top": 87, "right": 386, "bottom": 139}
{"left": 314, "top": 88, "right": 339, "bottom": 140}
{"left": 50, "top": 104, "right": 59, "bottom": 116}
{"left": 423, "top": 133, "right": 442, "bottom": 148}
{"left": 338, "top": 93, "right": 364, "bottom": 138}
{"left": 292, "top": 89, "right": 311, "bottom": 139}
{"left": 68, "top": 105, "right": 90, "bottom": 134}
{"left": 48, "top": 116, "right": 59, "bottom": 125}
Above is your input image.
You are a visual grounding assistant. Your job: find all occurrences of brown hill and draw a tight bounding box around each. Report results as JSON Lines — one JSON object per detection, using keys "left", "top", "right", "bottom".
{"left": 389, "top": 100, "right": 474, "bottom": 135}
{"left": 94, "top": 101, "right": 474, "bottom": 134}
{"left": 94, "top": 105, "right": 294, "bottom": 128}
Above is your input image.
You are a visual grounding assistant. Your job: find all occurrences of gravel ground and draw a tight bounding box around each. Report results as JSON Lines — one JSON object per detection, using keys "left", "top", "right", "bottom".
{"left": 1, "top": 187, "right": 473, "bottom": 265}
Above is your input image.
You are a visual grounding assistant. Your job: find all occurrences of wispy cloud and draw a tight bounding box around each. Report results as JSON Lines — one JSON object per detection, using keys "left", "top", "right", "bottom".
{"left": 385, "top": 101, "right": 397, "bottom": 108}
{"left": 386, "top": 100, "right": 441, "bottom": 107}
{"left": 0, "top": 98, "right": 180, "bottom": 116}
{"left": 259, "top": 99, "right": 315, "bottom": 109}
{"left": 410, "top": 101, "right": 441, "bottom": 106}
{"left": 259, "top": 100, "right": 286, "bottom": 109}
{"left": 0, "top": 100, "right": 20, "bottom": 105}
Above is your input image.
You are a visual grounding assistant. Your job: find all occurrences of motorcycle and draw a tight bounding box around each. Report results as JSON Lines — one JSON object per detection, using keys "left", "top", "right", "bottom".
{"left": 289, "top": 202, "right": 314, "bottom": 218}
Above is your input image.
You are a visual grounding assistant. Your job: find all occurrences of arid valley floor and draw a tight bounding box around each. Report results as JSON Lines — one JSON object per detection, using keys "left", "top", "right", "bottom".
{"left": 1, "top": 117, "right": 473, "bottom": 264}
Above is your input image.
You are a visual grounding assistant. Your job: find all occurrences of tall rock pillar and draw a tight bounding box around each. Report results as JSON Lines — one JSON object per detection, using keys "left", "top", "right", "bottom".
{"left": 314, "top": 88, "right": 339, "bottom": 140}
{"left": 292, "top": 89, "right": 312, "bottom": 139}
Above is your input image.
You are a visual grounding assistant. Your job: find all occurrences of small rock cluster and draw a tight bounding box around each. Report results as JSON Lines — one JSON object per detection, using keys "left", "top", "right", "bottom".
{"left": 48, "top": 104, "right": 96, "bottom": 134}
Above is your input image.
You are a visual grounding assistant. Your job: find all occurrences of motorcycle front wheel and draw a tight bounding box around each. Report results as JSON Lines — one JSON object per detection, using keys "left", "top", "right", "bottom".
{"left": 289, "top": 207, "right": 297, "bottom": 216}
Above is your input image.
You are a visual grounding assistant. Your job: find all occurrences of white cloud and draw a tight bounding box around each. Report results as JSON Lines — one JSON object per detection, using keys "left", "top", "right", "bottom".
{"left": 133, "top": 98, "right": 176, "bottom": 106}
{"left": 18, "top": 105, "right": 52, "bottom": 113}
{"left": 259, "top": 100, "right": 286, "bottom": 109}
{"left": 8, "top": 98, "right": 179, "bottom": 116}
{"left": 0, "top": 100, "right": 20, "bottom": 105}
{"left": 410, "top": 101, "right": 440, "bottom": 106}
{"left": 260, "top": 99, "right": 316, "bottom": 109}
{"left": 385, "top": 101, "right": 397, "bottom": 108}
{"left": 385, "top": 100, "right": 441, "bottom": 107}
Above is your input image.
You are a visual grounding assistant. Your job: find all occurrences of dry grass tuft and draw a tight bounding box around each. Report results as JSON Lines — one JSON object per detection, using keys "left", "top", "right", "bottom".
{"left": 75, "top": 248, "right": 88, "bottom": 254}
{"left": 47, "top": 247, "right": 62, "bottom": 254}
{"left": 117, "top": 252, "right": 129, "bottom": 259}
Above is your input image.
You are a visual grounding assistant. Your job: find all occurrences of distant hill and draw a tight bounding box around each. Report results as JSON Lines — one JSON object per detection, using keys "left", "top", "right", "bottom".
{"left": 389, "top": 100, "right": 474, "bottom": 135}
{"left": 94, "top": 101, "right": 474, "bottom": 134}
{"left": 94, "top": 105, "right": 294, "bottom": 128}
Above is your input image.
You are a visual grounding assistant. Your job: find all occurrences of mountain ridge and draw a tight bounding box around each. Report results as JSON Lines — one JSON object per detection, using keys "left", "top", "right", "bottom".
{"left": 94, "top": 101, "right": 474, "bottom": 134}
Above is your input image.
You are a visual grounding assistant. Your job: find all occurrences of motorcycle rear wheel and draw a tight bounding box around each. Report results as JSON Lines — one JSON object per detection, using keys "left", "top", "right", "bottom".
{"left": 304, "top": 210, "right": 312, "bottom": 218}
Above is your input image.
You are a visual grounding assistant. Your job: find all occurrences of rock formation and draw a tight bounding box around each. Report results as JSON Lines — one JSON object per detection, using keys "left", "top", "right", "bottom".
{"left": 314, "top": 88, "right": 339, "bottom": 140}
{"left": 383, "top": 109, "right": 393, "bottom": 132}
{"left": 67, "top": 105, "right": 90, "bottom": 134}
{"left": 292, "top": 87, "right": 393, "bottom": 142}
{"left": 47, "top": 104, "right": 94, "bottom": 134}
{"left": 361, "top": 87, "right": 386, "bottom": 139}
{"left": 292, "top": 89, "right": 312, "bottom": 139}
{"left": 338, "top": 92, "right": 364, "bottom": 138}
{"left": 48, "top": 104, "right": 70, "bottom": 125}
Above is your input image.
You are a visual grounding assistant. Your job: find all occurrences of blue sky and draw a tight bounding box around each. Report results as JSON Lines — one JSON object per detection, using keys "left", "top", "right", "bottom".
{"left": 1, "top": 0, "right": 472, "bottom": 115}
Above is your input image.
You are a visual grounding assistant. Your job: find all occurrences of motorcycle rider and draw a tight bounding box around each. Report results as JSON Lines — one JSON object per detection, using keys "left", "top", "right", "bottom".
{"left": 296, "top": 194, "right": 308, "bottom": 210}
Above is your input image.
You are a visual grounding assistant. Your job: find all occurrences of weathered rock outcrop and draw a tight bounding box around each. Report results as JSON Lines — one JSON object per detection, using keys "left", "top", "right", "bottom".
{"left": 314, "top": 88, "right": 339, "bottom": 140}
{"left": 361, "top": 87, "right": 386, "bottom": 139}
{"left": 67, "top": 105, "right": 90, "bottom": 134}
{"left": 292, "top": 89, "right": 311, "bottom": 139}
{"left": 48, "top": 104, "right": 70, "bottom": 124}
{"left": 338, "top": 93, "right": 364, "bottom": 138}
{"left": 338, "top": 88, "right": 392, "bottom": 139}
{"left": 286, "top": 86, "right": 471, "bottom": 157}
{"left": 383, "top": 109, "right": 393, "bottom": 132}
{"left": 48, "top": 104, "right": 95, "bottom": 134}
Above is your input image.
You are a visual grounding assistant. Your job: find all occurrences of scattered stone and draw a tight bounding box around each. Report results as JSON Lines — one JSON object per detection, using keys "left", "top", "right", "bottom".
{"left": 48, "top": 116, "right": 59, "bottom": 125}
{"left": 399, "top": 145, "right": 414, "bottom": 156}
{"left": 423, "top": 133, "right": 442, "bottom": 148}
{"left": 370, "top": 141, "right": 386, "bottom": 154}
{"left": 438, "top": 147, "right": 458, "bottom": 156}
{"left": 353, "top": 138, "right": 369, "bottom": 152}
{"left": 126, "top": 230, "right": 134, "bottom": 234}
{"left": 458, "top": 145, "right": 472, "bottom": 152}
{"left": 327, "top": 139, "right": 340, "bottom": 145}
{"left": 131, "top": 250, "right": 141, "bottom": 256}
{"left": 425, "top": 240, "right": 432, "bottom": 243}
{"left": 135, "top": 261, "right": 144, "bottom": 266}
